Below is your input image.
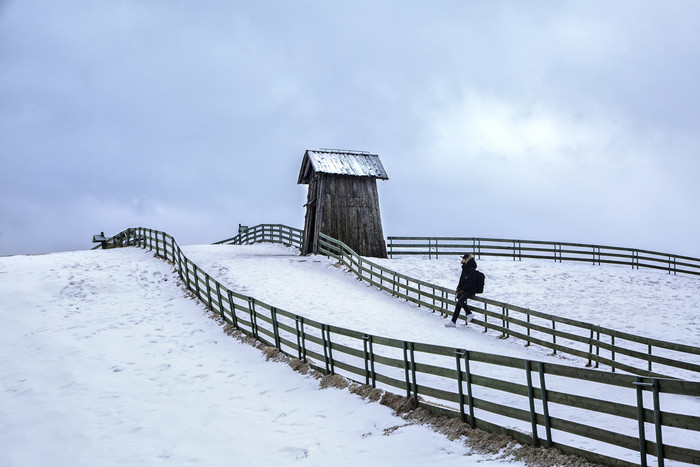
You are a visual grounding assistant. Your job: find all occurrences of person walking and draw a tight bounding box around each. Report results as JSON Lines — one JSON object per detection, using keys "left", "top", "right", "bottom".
{"left": 445, "top": 253, "right": 477, "bottom": 327}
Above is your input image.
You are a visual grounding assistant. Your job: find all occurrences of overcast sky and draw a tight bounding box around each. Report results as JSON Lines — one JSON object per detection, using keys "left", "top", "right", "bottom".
{"left": 2, "top": 1, "right": 700, "bottom": 257}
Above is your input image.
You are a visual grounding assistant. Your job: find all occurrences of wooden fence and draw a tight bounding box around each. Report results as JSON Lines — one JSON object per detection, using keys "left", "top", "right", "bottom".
{"left": 103, "top": 226, "right": 700, "bottom": 466}
{"left": 387, "top": 236, "right": 700, "bottom": 277}
{"left": 273, "top": 231, "right": 700, "bottom": 383}
{"left": 215, "top": 225, "right": 700, "bottom": 379}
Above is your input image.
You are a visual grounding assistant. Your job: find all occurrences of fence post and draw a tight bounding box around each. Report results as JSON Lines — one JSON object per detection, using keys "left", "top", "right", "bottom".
{"left": 363, "top": 335, "right": 371, "bottom": 386}
{"left": 205, "top": 274, "right": 213, "bottom": 310}
{"left": 634, "top": 377, "right": 649, "bottom": 467}
{"left": 455, "top": 349, "right": 466, "bottom": 423}
{"left": 501, "top": 306, "right": 508, "bottom": 338}
{"left": 402, "top": 341, "right": 411, "bottom": 398}
{"left": 652, "top": 378, "right": 665, "bottom": 467}
{"left": 321, "top": 324, "right": 334, "bottom": 374}
{"left": 593, "top": 246, "right": 601, "bottom": 265}
{"left": 464, "top": 350, "right": 475, "bottom": 428}
{"left": 525, "top": 360, "right": 539, "bottom": 446}
{"left": 669, "top": 254, "right": 676, "bottom": 275}
{"left": 295, "top": 316, "right": 306, "bottom": 363}
{"left": 184, "top": 259, "right": 192, "bottom": 290}
{"left": 248, "top": 297, "right": 258, "bottom": 339}
{"left": 193, "top": 264, "right": 201, "bottom": 299}
{"left": 538, "top": 362, "right": 553, "bottom": 448}
{"left": 216, "top": 282, "right": 224, "bottom": 319}
{"left": 271, "top": 307, "right": 280, "bottom": 350}
{"left": 505, "top": 307, "right": 510, "bottom": 338}
{"left": 409, "top": 342, "right": 418, "bottom": 407}
{"left": 525, "top": 313, "right": 531, "bottom": 346}
{"left": 364, "top": 334, "right": 376, "bottom": 387}
{"left": 483, "top": 302, "right": 488, "bottom": 333}
{"left": 611, "top": 335, "right": 616, "bottom": 372}
{"left": 227, "top": 290, "right": 238, "bottom": 328}
{"left": 175, "top": 247, "right": 184, "bottom": 281}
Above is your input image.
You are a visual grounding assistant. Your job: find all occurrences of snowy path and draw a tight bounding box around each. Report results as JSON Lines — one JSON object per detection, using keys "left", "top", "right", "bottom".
{"left": 182, "top": 243, "right": 700, "bottom": 374}
{"left": 0, "top": 248, "right": 522, "bottom": 467}
{"left": 181, "top": 245, "right": 571, "bottom": 366}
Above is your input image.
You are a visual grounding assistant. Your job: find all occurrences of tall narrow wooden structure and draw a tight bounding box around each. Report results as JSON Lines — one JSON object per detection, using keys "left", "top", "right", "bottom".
{"left": 298, "top": 149, "right": 389, "bottom": 258}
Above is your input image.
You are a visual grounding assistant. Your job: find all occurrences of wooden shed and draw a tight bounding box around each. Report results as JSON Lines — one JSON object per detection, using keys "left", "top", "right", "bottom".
{"left": 298, "top": 149, "right": 389, "bottom": 258}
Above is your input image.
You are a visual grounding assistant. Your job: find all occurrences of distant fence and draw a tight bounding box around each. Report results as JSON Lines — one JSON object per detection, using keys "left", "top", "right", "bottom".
{"left": 102, "top": 226, "right": 700, "bottom": 467}
{"left": 387, "top": 236, "right": 700, "bottom": 277}
{"left": 214, "top": 224, "right": 303, "bottom": 248}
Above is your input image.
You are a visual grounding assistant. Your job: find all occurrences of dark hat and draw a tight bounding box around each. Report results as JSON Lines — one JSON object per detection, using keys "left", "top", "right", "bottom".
{"left": 461, "top": 253, "right": 472, "bottom": 259}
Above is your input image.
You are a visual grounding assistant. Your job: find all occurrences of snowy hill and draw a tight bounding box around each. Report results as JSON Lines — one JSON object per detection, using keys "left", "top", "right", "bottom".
{"left": 2, "top": 244, "right": 699, "bottom": 466}
{"left": 0, "top": 248, "right": 528, "bottom": 467}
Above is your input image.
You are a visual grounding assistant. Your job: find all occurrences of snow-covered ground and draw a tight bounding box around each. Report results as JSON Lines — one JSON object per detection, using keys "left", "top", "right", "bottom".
{"left": 2, "top": 243, "right": 699, "bottom": 466}
{"left": 0, "top": 248, "right": 524, "bottom": 467}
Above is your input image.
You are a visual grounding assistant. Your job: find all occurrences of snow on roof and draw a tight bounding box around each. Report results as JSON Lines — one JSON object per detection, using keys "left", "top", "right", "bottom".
{"left": 297, "top": 149, "right": 389, "bottom": 184}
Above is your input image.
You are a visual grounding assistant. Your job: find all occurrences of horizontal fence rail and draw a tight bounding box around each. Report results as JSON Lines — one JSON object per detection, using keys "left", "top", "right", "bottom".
{"left": 387, "top": 236, "right": 700, "bottom": 277}
{"left": 101, "top": 226, "right": 700, "bottom": 467}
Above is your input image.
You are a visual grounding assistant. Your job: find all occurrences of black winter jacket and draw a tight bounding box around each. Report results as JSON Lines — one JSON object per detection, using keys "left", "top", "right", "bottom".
{"left": 457, "top": 255, "right": 478, "bottom": 296}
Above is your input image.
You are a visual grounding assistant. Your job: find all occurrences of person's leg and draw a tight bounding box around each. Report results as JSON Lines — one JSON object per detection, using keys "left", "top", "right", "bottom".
{"left": 450, "top": 302, "right": 462, "bottom": 323}
{"left": 455, "top": 294, "right": 474, "bottom": 322}
{"left": 464, "top": 294, "right": 475, "bottom": 321}
{"left": 450, "top": 293, "right": 469, "bottom": 323}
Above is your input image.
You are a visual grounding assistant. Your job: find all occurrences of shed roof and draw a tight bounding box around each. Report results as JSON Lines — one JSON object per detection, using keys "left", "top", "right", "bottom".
{"left": 297, "top": 149, "right": 389, "bottom": 184}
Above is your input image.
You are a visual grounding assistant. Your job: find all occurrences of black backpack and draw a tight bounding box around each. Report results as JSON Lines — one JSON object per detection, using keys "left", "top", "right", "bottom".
{"left": 474, "top": 270, "right": 485, "bottom": 294}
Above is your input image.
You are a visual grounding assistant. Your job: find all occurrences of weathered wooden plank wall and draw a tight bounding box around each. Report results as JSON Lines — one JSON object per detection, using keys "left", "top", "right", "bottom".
{"left": 315, "top": 174, "right": 387, "bottom": 258}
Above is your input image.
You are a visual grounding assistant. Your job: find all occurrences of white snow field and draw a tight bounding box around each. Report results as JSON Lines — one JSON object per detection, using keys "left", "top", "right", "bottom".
{"left": 2, "top": 243, "right": 699, "bottom": 466}
{"left": 0, "top": 248, "right": 521, "bottom": 467}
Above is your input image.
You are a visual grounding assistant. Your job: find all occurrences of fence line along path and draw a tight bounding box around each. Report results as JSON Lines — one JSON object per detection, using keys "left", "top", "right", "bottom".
{"left": 216, "top": 226, "right": 700, "bottom": 382}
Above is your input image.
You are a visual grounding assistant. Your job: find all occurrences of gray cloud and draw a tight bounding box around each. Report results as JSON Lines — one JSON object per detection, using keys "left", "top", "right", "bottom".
{"left": 2, "top": 0, "right": 700, "bottom": 257}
